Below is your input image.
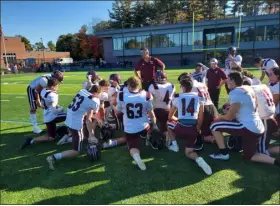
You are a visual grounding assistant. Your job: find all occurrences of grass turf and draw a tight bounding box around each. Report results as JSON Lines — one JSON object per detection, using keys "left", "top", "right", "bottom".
{"left": 0, "top": 68, "right": 279, "bottom": 204}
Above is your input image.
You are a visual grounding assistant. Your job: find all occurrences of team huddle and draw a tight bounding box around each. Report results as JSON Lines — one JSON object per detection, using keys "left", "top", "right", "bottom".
{"left": 20, "top": 47, "right": 280, "bottom": 176}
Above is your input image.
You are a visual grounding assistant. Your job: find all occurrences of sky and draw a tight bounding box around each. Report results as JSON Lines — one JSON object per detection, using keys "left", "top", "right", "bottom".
{"left": 1, "top": 1, "right": 114, "bottom": 45}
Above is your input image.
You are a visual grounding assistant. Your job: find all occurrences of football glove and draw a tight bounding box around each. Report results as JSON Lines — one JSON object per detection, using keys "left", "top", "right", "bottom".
{"left": 87, "top": 143, "right": 101, "bottom": 161}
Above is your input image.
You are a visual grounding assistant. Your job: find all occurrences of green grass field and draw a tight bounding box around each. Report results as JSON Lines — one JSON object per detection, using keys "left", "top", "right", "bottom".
{"left": 1, "top": 68, "right": 279, "bottom": 204}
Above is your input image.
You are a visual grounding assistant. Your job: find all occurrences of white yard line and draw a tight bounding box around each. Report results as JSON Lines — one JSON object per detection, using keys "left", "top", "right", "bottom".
{"left": 0, "top": 100, "right": 10, "bottom": 102}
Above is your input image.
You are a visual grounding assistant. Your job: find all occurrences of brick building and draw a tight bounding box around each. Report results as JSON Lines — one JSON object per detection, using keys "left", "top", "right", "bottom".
{"left": 0, "top": 36, "right": 70, "bottom": 68}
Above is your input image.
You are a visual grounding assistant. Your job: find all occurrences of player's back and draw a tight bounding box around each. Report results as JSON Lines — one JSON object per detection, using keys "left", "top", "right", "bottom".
{"left": 174, "top": 92, "right": 201, "bottom": 122}
{"left": 149, "top": 82, "right": 175, "bottom": 110}
{"left": 191, "top": 72, "right": 206, "bottom": 83}
{"left": 262, "top": 58, "right": 278, "bottom": 73}
{"left": 252, "top": 84, "right": 275, "bottom": 119}
{"left": 40, "top": 88, "right": 58, "bottom": 122}
{"left": 229, "top": 86, "right": 264, "bottom": 133}
{"left": 29, "top": 74, "right": 51, "bottom": 89}
{"left": 192, "top": 80, "right": 213, "bottom": 106}
{"left": 65, "top": 89, "right": 100, "bottom": 130}
{"left": 119, "top": 90, "right": 152, "bottom": 133}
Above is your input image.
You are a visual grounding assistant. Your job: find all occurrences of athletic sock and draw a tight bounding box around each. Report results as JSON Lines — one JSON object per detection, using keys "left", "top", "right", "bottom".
{"left": 53, "top": 153, "right": 62, "bottom": 160}
{"left": 172, "top": 140, "right": 177, "bottom": 146}
{"left": 30, "top": 114, "right": 38, "bottom": 127}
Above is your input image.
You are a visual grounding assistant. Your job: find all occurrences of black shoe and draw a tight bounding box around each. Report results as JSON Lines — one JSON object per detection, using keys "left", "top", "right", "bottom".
{"left": 20, "top": 138, "right": 32, "bottom": 150}
{"left": 227, "top": 135, "right": 236, "bottom": 150}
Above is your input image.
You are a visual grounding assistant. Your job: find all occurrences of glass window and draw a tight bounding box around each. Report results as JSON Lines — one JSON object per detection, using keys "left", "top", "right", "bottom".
{"left": 159, "top": 34, "right": 169, "bottom": 47}
{"left": 173, "top": 33, "right": 181, "bottom": 46}
{"left": 136, "top": 36, "right": 142, "bottom": 48}
{"left": 188, "top": 31, "right": 203, "bottom": 45}
{"left": 124, "top": 37, "right": 137, "bottom": 49}
{"left": 152, "top": 35, "right": 160, "bottom": 48}
{"left": 182, "top": 33, "right": 188, "bottom": 46}
{"left": 266, "top": 25, "right": 279, "bottom": 41}
{"left": 168, "top": 34, "right": 174, "bottom": 47}
{"left": 113, "top": 38, "right": 123, "bottom": 50}
{"left": 142, "top": 36, "right": 150, "bottom": 48}
{"left": 206, "top": 33, "right": 215, "bottom": 46}
{"left": 255, "top": 26, "right": 265, "bottom": 41}
{"left": 238, "top": 27, "right": 254, "bottom": 42}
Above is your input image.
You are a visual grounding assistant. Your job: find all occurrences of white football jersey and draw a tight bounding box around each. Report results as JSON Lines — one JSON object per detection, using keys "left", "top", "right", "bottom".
{"left": 229, "top": 86, "right": 264, "bottom": 134}
{"left": 191, "top": 66, "right": 208, "bottom": 84}
{"left": 192, "top": 80, "right": 213, "bottom": 106}
{"left": 65, "top": 89, "right": 100, "bottom": 130}
{"left": 225, "top": 55, "right": 243, "bottom": 75}
{"left": 29, "top": 74, "right": 51, "bottom": 89}
{"left": 40, "top": 88, "right": 59, "bottom": 123}
{"left": 172, "top": 92, "right": 203, "bottom": 120}
{"left": 261, "top": 58, "right": 278, "bottom": 75}
{"left": 117, "top": 90, "right": 153, "bottom": 133}
{"left": 99, "top": 91, "right": 109, "bottom": 108}
{"left": 108, "top": 86, "right": 119, "bottom": 101}
{"left": 252, "top": 84, "right": 275, "bottom": 119}
{"left": 269, "top": 82, "right": 280, "bottom": 114}
{"left": 148, "top": 82, "right": 175, "bottom": 110}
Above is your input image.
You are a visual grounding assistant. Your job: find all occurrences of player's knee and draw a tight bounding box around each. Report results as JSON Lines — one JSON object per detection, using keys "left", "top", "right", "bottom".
{"left": 30, "top": 109, "right": 36, "bottom": 114}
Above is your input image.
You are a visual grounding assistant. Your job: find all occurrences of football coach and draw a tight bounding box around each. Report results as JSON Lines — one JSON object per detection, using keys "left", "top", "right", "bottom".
{"left": 134, "top": 48, "right": 165, "bottom": 91}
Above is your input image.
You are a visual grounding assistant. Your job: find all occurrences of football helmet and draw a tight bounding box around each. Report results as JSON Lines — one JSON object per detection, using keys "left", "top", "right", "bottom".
{"left": 109, "top": 74, "right": 121, "bottom": 85}
{"left": 226, "top": 135, "right": 242, "bottom": 152}
{"left": 100, "top": 123, "right": 114, "bottom": 143}
{"left": 52, "top": 70, "right": 64, "bottom": 82}
{"left": 147, "top": 130, "right": 166, "bottom": 150}
{"left": 55, "top": 125, "right": 69, "bottom": 139}
{"left": 154, "top": 71, "right": 167, "bottom": 84}
{"left": 86, "top": 70, "right": 99, "bottom": 83}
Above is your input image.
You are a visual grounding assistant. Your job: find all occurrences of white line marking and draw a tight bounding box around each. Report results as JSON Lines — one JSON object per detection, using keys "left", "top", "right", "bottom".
{"left": 1, "top": 100, "right": 10, "bottom": 102}
{"left": 11, "top": 82, "right": 23, "bottom": 84}
{"left": 15, "top": 96, "right": 25, "bottom": 98}
{"left": 0, "top": 120, "right": 65, "bottom": 125}
{"left": 2, "top": 83, "right": 8, "bottom": 85}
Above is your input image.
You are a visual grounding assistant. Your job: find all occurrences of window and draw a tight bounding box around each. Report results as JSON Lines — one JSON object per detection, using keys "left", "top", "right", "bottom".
{"left": 136, "top": 36, "right": 142, "bottom": 48}
{"left": 188, "top": 31, "right": 203, "bottom": 45}
{"left": 238, "top": 27, "right": 254, "bottom": 42}
{"left": 159, "top": 34, "right": 169, "bottom": 47}
{"left": 113, "top": 38, "right": 123, "bottom": 50}
{"left": 124, "top": 37, "right": 136, "bottom": 49}
{"left": 255, "top": 26, "right": 265, "bottom": 41}
{"left": 142, "top": 36, "right": 150, "bottom": 48}
{"left": 182, "top": 33, "right": 188, "bottom": 46}
{"left": 151, "top": 35, "right": 160, "bottom": 48}
{"left": 266, "top": 25, "right": 279, "bottom": 41}
{"left": 206, "top": 33, "right": 215, "bottom": 46}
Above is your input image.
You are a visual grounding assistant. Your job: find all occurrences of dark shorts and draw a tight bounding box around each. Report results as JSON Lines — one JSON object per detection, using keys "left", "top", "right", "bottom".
{"left": 104, "top": 101, "right": 110, "bottom": 108}
{"left": 27, "top": 86, "right": 37, "bottom": 110}
{"left": 167, "top": 120, "right": 198, "bottom": 148}
{"left": 210, "top": 120, "right": 263, "bottom": 160}
{"left": 154, "top": 108, "right": 169, "bottom": 132}
{"left": 45, "top": 113, "right": 67, "bottom": 138}
{"left": 125, "top": 125, "right": 151, "bottom": 150}
{"left": 258, "top": 118, "right": 278, "bottom": 154}
{"left": 142, "top": 81, "right": 153, "bottom": 91}
{"left": 69, "top": 128, "right": 84, "bottom": 152}
{"left": 201, "top": 104, "right": 219, "bottom": 136}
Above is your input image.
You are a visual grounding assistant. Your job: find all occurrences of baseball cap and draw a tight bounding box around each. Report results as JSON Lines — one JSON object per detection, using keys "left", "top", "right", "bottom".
{"left": 210, "top": 58, "right": 218, "bottom": 64}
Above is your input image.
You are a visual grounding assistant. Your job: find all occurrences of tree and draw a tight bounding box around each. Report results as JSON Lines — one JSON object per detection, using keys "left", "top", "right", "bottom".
{"left": 47, "top": 41, "right": 56, "bottom": 51}
{"left": 56, "top": 34, "right": 80, "bottom": 60}
{"left": 94, "top": 21, "right": 113, "bottom": 32}
{"left": 15, "top": 35, "right": 32, "bottom": 51}
{"left": 33, "top": 42, "right": 45, "bottom": 51}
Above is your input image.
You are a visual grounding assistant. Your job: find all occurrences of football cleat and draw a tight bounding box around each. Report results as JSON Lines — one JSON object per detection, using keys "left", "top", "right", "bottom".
{"left": 46, "top": 155, "right": 55, "bottom": 170}
{"left": 196, "top": 157, "right": 212, "bottom": 175}
{"left": 168, "top": 143, "right": 179, "bottom": 152}
{"left": 57, "top": 135, "right": 72, "bottom": 145}
{"left": 100, "top": 124, "right": 113, "bottom": 143}
{"left": 226, "top": 135, "right": 242, "bottom": 152}
{"left": 20, "top": 138, "right": 33, "bottom": 150}
{"left": 194, "top": 135, "right": 204, "bottom": 151}
{"left": 147, "top": 130, "right": 166, "bottom": 150}
{"left": 33, "top": 126, "right": 42, "bottom": 134}
{"left": 209, "top": 153, "right": 230, "bottom": 160}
